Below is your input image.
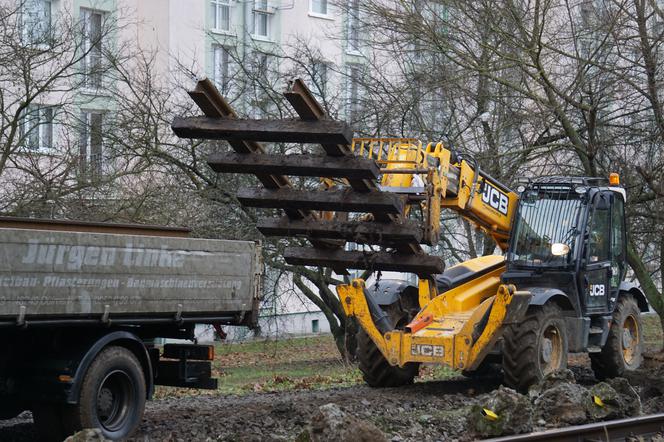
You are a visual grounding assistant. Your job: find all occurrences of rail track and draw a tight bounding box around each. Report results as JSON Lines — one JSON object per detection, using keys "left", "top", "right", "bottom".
{"left": 487, "top": 413, "right": 664, "bottom": 441}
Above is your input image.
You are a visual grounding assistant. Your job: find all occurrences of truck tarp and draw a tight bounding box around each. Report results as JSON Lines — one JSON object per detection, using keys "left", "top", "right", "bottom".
{"left": 0, "top": 228, "right": 261, "bottom": 325}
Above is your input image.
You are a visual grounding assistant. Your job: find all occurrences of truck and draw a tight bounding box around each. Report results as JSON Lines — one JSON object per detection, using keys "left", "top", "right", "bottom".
{"left": 0, "top": 216, "right": 262, "bottom": 440}
{"left": 171, "top": 78, "right": 648, "bottom": 393}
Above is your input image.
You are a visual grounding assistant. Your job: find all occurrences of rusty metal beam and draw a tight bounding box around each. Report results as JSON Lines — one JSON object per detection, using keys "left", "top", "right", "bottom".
{"left": 284, "top": 79, "right": 353, "bottom": 158}
{"left": 172, "top": 117, "right": 353, "bottom": 145}
{"left": 0, "top": 217, "right": 190, "bottom": 237}
{"left": 207, "top": 153, "right": 380, "bottom": 180}
{"left": 237, "top": 188, "right": 406, "bottom": 214}
{"left": 257, "top": 217, "right": 426, "bottom": 245}
{"left": 284, "top": 247, "right": 444, "bottom": 275}
{"left": 282, "top": 79, "right": 421, "bottom": 253}
{"left": 186, "top": 79, "right": 305, "bottom": 219}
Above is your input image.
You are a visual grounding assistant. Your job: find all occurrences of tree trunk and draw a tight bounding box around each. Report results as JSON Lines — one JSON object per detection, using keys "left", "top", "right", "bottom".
{"left": 343, "top": 316, "right": 359, "bottom": 362}
{"left": 627, "top": 242, "right": 664, "bottom": 348}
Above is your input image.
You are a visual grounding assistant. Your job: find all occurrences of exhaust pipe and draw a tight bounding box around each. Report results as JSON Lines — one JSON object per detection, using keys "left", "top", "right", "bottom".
{"left": 363, "top": 288, "right": 393, "bottom": 334}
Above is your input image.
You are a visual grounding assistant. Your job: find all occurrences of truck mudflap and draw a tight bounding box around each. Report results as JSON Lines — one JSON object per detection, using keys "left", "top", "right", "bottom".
{"left": 338, "top": 279, "right": 531, "bottom": 371}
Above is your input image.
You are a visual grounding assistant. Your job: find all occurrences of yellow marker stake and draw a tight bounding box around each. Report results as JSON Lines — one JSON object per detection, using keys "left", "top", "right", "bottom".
{"left": 593, "top": 396, "right": 604, "bottom": 407}
{"left": 481, "top": 408, "right": 498, "bottom": 421}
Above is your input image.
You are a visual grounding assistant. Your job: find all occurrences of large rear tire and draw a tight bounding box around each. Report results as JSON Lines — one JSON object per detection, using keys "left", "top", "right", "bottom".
{"left": 590, "top": 294, "right": 642, "bottom": 380}
{"left": 357, "top": 304, "right": 420, "bottom": 387}
{"left": 503, "top": 303, "right": 568, "bottom": 392}
{"left": 64, "top": 346, "right": 146, "bottom": 440}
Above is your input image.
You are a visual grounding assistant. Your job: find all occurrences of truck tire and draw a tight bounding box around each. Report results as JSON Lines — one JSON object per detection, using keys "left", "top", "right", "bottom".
{"left": 590, "top": 294, "right": 643, "bottom": 380}
{"left": 502, "top": 303, "right": 568, "bottom": 392}
{"left": 64, "top": 346, "right": 146, "bottom": 440}
{"left": 357, "top": 304, "right": 419, "bottom": 387}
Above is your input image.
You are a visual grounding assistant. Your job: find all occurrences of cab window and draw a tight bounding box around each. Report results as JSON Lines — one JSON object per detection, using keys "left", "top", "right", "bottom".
{"left": 610, "top": 194, "right": 626, "bottom": 286}
{"left": 589, "top": 204, "right": 610, "bottom": 263}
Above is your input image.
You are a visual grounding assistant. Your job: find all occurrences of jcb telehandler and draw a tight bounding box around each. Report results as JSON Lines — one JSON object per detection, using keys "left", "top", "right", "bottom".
{"left": 172, "top": 78, "right": 648, "bottom": 391}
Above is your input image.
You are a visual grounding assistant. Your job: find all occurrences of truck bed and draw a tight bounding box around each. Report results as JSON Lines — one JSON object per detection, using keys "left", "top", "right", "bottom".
{"left": 0, "top": 224, "right": 261, "bottom": 327}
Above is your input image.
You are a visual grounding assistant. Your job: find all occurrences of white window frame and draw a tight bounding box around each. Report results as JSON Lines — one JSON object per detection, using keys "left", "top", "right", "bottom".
{"left": 81, "top": 9, "right": 104, "bottom": 91}
{"left": 20, "top": 104, "right": 55, "bottom": 152}
{"left": 79, "top": 111, "right": 105, "bottom": 181}
{"left": 311, "top": 61, "right": 328, "bottom": 98}
{"left": 252, "top": 0, "right": 272, "bottom": 40}
{"left": 212, "top": 44, "right": 231, "bottom": 95}
{"left": 309, "top": 0, "right": 331, "bottom": 18}
{"left": 210, "top": 0, "right": 231, "bottom": 33}
{"left": 21, "top": 0, "right": 51, "bottom": 46}
{"left": 346, "top": 63, "right": 363, "bottom": 125}
{"left": 347, "top": 0, "right": 361, "bottom": 54}
{"left": 250, "top": 51, "right": 273, "bottom": 117}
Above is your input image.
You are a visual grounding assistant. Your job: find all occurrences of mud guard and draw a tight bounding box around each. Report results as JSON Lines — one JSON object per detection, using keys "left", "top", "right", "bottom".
{"left": 527, "top": 287, "right": 574, "bottom": 310}
{"left": 366, "top": 279, "right": 414, "bottom": 306}
{"left": 618, "top": 281, "right": 650, "bottom": 312}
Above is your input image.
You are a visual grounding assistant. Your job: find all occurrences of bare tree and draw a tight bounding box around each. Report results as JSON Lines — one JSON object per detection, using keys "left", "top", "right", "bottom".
{"left": 0, "top": 0, "right": 137, "bottom": 219}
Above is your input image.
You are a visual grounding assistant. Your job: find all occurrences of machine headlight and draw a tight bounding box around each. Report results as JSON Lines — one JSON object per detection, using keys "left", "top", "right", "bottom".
{"left": 551, "top": 243, "right": 570, "bottom": 256}
{"left": 516, "top": 185, "right": 526, "bottom": 193}
{"left": 575, "top": 186, "right": 587, "bottom": 194}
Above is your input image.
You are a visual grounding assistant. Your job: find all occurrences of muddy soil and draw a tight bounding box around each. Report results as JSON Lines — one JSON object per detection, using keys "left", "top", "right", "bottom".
{"left": 1, "top": 355, "right": 663, "bottom": 442}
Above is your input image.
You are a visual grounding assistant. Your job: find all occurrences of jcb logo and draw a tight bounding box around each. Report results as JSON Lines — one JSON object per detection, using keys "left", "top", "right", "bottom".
{"left": 482, "top": 182, "right": 509, "bottom": 216}
{"left": 411, "top": 344, "right": 444, "bottom": 357}
{"left": 590, "top": 284, "right": 605, "bottom": 297}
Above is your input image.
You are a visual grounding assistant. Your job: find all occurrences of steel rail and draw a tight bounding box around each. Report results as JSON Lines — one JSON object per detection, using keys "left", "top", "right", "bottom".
{"left": 485, "top": 413, "right": 664, "bottom": 442}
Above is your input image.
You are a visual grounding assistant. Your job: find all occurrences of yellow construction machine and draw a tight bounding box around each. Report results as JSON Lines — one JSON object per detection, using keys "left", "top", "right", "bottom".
{"left": 172, "top": 79, "right": 648, "bottom": 391}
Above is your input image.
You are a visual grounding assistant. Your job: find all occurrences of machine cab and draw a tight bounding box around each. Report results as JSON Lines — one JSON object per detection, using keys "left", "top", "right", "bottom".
{"left": 506, "top": 177, "right": 627, "bottom": 315}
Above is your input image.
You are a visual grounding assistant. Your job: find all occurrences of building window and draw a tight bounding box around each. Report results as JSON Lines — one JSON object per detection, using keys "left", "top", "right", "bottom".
{"left": 311, "top": 319, "right": 320, "bottom": 333}
{"left": 250, "top": 52, "right": 273, "bottom": 117}
{"left": 252, "top": 0, "right": 270, "bottom": 38}
{"left": 22, "top": 0, "right": 51, "bottom": 45}
{"left": 213, "top": 45, "right": 230, "bottom": 94}
{"left": 210, "top": 0, "right": 230, "bottom": 32}
{"left": 79, "top": 112, "right": 104, "bottom": 181}
{"left": 346, "top": 64, "right": 363, "bottom": 125}
{"left": 311, "top": 61, "right": 328, "bottom": 98}
{"left": 81, "top": 9, "right": 103, "bottom": 89}
{"left": 20, "top": 105, "right": 54, "bottom": 151}
{"left": 311, "top": 0, "right": 328, "bottom": 15}
{"left": 347, "top": 0, "right": 360, "bottom": 52}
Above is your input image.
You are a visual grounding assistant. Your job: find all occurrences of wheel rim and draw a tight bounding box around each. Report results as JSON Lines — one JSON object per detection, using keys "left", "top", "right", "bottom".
{"left": 622, "top": 314, "right": 640, "bottom": 365}
{"left": 95, "top": 370, "right": 134, "bottom": 433}
{"left": 540, "top": 324, "right": 563, "bottom": 375}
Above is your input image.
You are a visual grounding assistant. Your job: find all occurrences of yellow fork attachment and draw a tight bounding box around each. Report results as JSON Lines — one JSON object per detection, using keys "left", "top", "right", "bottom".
{"left": 337, "top": 259, "right": 531, "bottom": 371}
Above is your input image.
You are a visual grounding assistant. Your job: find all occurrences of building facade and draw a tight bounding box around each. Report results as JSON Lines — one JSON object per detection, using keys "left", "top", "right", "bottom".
{"left": 5, "top": 0, "right": 373, "bottom": 338}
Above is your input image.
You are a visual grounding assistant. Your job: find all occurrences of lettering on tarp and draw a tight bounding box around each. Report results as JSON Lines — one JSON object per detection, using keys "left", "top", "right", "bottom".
{"left": 20, "top": 240, "right": 196, "bottom": 270}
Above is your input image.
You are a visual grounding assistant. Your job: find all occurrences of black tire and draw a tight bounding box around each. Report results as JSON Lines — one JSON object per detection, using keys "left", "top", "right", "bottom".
{"left": 590, "top": 294, "right": 643, "bottom": 380}
{"left": 503, "top": 303, "right": 568, "bottom": 392}
{"left": 357, "top": 304, "right": 420, "bottom": 387}
{"left": 64, "top": 346, "right": 146, "bottom": 440}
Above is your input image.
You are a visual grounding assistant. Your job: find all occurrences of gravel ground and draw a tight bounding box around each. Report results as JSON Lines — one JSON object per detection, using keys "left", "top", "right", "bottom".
{"left": 1, "top": 356, "right": 663, "bottom": 441}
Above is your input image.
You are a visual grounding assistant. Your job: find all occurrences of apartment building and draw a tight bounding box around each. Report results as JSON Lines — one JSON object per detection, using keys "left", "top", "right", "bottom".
{"left": 13, "top": 0, "right": 365, "bottom": 155}
{"left": 7, "top": 0, "right": 369, "bottom": 338}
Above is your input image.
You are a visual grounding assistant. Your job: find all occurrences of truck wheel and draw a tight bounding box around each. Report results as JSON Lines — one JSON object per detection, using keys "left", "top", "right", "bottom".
{"left": 590, "top": 294, "right": 643, "bottom": 380}
{"left": 357, "top": 304, "right": 420, "bottom": 387}
{"left": 503, "top": 303, "right": 568, "bottom": 392}
{"left": 65, "top": 346, "right": 146, "bottom": 440}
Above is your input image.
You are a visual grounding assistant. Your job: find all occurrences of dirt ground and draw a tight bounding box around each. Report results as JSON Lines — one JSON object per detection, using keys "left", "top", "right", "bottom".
{"left": 1, "top": 358, "right": 663, "bottom": 442}
{"left": 1, "top": 318, "right": 663, "bottom": 441}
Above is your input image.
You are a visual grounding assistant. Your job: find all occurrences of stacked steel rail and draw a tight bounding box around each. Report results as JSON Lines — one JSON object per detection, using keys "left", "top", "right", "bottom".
{"left": 171, "top": 78, "right": 445, "bottom": 276}
{"left": 486, "top": 413, "right": 664, "bottom": 442}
